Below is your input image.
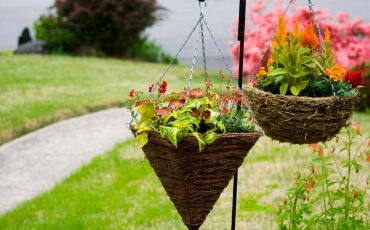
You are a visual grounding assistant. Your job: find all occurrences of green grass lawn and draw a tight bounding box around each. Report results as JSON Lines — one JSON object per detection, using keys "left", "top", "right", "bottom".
{"left": 0, "top": 55, "right": 209, "bottom": 145}
{"left": 0, "top": 113, "right": 368, "bottom": 230}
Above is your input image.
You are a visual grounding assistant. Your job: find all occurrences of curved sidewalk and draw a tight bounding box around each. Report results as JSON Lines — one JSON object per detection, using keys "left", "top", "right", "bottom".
{"left": 0, "top": 108, "right": 132, "bottom": 214}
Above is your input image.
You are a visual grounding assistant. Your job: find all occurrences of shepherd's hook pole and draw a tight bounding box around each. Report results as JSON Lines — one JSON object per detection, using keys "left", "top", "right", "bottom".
{"left": 232, "top": 0, "right": 246, "bottom": 229}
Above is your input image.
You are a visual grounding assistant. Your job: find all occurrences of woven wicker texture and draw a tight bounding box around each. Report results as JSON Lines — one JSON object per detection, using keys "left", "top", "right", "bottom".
{"left": 245, "top": 86, "right": 359, "bottom": 144}
{"left": 142, "top": 132, "right": 260, "bottom": 230}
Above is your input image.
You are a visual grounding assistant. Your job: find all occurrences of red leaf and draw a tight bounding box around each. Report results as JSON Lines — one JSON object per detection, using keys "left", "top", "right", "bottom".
{"left": 156, "top": 107, "right": 170, "bottom": 116}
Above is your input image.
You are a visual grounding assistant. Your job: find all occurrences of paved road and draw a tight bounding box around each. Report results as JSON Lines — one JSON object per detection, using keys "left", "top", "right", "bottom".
{"left": 0, "top": 108, "right": 132, "bottom": 214}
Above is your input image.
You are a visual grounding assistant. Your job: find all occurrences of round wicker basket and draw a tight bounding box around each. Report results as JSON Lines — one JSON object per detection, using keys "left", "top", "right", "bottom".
{"left": 140, "top": 131, "right": 260, "bottom": 230}
{"left": 245, "top": 86, "right": 359, "bottom": 144}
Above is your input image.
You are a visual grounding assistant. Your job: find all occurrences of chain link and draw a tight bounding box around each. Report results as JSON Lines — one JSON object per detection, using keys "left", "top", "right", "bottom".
{"left": 202, "top": 18, "right": 264, "bottom": 135}
{"left": 186, "top": 13, "right": 202, "bottom": 98}
{"left": 149, "top": 14, "right": 204, "bottom": 96}
{"left": 307, "top": 0, "right": 337, "bottom": 97}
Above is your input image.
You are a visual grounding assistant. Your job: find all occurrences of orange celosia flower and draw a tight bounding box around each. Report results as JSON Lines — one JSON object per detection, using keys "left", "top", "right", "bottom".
{"left": 324, "top": 65, "right": 346, "bottom": 82}
{"left": 305, "top": 180, "right": 315, "bottom": 192}
{"left": 267, "top": 57, "right": 274, "bottom": 66}
{"left": 293, "top": 20, "right": 301, "bottom": 38}
{"left": 273, "top": 14, "right": 287, "bottom": 48}
{"left": 324, "top": 27, "right": 331, "bottom": 47}
{"left": 302, "top": 23, "right": 319, "bottom": 48}
{"left": 257, "top": 67, "right": 268, "bottom": 79}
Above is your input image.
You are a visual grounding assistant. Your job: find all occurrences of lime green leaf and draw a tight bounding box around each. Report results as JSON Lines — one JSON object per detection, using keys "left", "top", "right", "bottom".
{"left": 137, "top": 122, "right": 153, "bottom": 133}
{"left": 136, "top": 132, "right": 148, "bottom": 146}
{"left": 275, "top": 75, "right": 284, "bottom": 84}
{"left": 217, "top": 121, "right": 226, "bottom": 133}
{"left": 184, "top": 99, "right": 202, "bottom": 109}
{"left": 204, "top": 131, "right": 218, "bottom": 145}
{"left": 280, "top": 82, "right": 288, "bottom": 95}
{"left": 138, "top": 103, "right": 155, "bottom": 123}
{"left": 290, "top": 86, "right": 301, "bottom": 96}
{"left": 159, "top": 126, "right": 180, "bottom": 148}
{"left": 299, "top": 80, "right": 309, "bottom": 90}
{"left": 192, "top": 132, "right": 206, "bottom": 152}
{"left": 269, "top": 68, "right": 287, "bottom": 76}
{"left": 206, "top": 108, "right": 220, "bottom": 123}
{"left": 301, "top": 56, "right": 314, "bottom": 64}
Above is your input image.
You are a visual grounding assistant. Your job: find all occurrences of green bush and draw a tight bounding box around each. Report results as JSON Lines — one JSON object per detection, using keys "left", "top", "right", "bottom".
{"left": 35, "top": 0, "right": 163, "bottom": 57}
{"left": 34, "top": 15, "right": 78, "bottom": 54}
{"left": 127, "top": 37, "right": 178, "bottom": 64}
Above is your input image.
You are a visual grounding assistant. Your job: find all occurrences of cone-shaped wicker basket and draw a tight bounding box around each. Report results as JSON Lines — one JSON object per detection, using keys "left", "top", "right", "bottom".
{"left": 141, "top": 131, "right": 260, "bottom": 230}
{"left": 245, "top": 86, "right": 359, "bottom": 144}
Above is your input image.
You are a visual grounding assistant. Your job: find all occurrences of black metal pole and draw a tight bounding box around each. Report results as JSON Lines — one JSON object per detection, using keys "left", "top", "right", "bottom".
{"left": 231, "top": 1, "right": 246, "bottom": 230}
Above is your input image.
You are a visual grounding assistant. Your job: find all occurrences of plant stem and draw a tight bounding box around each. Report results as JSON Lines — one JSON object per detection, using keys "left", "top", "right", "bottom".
{"left": 344, "top": 130, "right": 353, "bottom": 221}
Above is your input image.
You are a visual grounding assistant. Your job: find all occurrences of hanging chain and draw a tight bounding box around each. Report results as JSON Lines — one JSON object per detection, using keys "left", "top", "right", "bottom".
{"left": 307, "top": 0, "right": 337, "bottom": 97}
{"left": 200, "top": 21, "right": 208, "bottom": 81}
{"left": 249, "top": 0, "right": 293, "bottom": 83}
{"left": 202, "top": 18, "right": 264, "bottom": 135}
{"left": 186, "top": 13, "right": 202, "bottom": 98}
{"left": 149, "top": 14, "right": 204, "bottom": 96}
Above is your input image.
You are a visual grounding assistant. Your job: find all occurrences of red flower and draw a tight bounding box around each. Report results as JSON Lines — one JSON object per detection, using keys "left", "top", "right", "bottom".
{"left": 205, "top": 81, "right": 213, "bottom": 89}
{"left": 148, "top": 84, "right": 154, "bottom": 93}
{"left": 311, "top": 144, "right": 319, "bottom": 151}
{"left": 220, "top": 108, "right": 230, "bottom": 115}
{"left": 158, "top": 81, "right": 168, "bottom": 94}
{"left": 305, "top": 180, "right": 315, "bottom": 192}
{"left": 345, "top": 71, "right": 363, "bottom": 88}
{"left": 354, "top": 191, "right": 359, "bottom": 199}
{"left": 366, "top": 154, "right": 370, "bottom": 163}
{"left": 129, "top": 89, "right": 135, "bottom": 97}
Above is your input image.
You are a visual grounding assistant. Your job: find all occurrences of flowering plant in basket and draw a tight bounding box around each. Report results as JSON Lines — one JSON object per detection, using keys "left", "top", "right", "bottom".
{"left": 128, "top": 73, "right": 255, "bottom": 152}
{"left": 256, "top": 16, "right": 361, "bottom": 97}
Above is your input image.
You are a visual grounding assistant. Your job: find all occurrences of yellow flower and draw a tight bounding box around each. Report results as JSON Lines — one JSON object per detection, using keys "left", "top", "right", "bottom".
{"left": 302, "top": 23, "right": 319, "bottom": 48}
{"left": 273, "top": 14, "right": 287, "bottom": 48}
{"left": 257, "top": 67, "right": 268, "bottom": 79}
{"left": 324, "top": 65, "right": 346, "bottom": 81}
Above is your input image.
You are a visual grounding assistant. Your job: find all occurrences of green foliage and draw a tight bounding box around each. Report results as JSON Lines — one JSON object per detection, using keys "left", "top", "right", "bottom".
{"left": 34, "top": 0, "right": 163, "bottom": 57}
{"left": 302, "top": 76, "right": 353, "bottom": 97}
{"left": 34, "top": 15, "right": 78, "bottom": 54}
{"left": 222, "top": 109, "right": 255, "bottom": 133}
{"left": 262, "top": 34, "right": 318, "bottom": 96}
{"left": 127, "top": 37, "right": 178, "bottom": 64}
{"left": 277, "top": 126, "right": 370, "bottom": 229}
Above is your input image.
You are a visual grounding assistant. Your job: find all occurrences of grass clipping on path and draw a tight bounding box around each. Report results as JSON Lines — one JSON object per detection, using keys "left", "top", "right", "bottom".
{"left": 0, "top": 55, "right": 206, "bottom": 145}
{"left": 0, "top": 114, "right": 368, "bottom": 230}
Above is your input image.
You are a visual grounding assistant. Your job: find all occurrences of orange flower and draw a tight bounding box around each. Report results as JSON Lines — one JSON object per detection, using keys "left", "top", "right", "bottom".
{"left": 273, "top": 14, "right": 287, "bottom": 48}
{"left": 267, "top": 57, "right": 274, "bottom": 66}
{"left": 311, "top": 143, "right": 319, "bottom": 151}
{"left": 292, "top": 20, "right": 301, "bottom": 38}
{"left": 366, "top": 154, "right": 370, "bottom": 163}
{"left": 305, "top": 180, "right": 315, "bottom": 192}
{"left": 220, "top": 108, "right": 229, "bottom": 115}
{"left": 257, "top": 67, "right": 268, "bottom": 79}
{"left": 324, "top": 65, "right": 346, "bottom": 82}
{"left": 354, "top": 191, "right": 359, "bottom": 199}
{"left": 302, "top": 23, "right": 319, "bottom": 48}
{"left": 324, "top": 27, "right": 331, "bottom": 47}
{"left": 204, "top": 81, "right": 213, "bottom": 89}
{"left": 352, "top": 122, "right": 361, "bottom": 135}
{"left": 318, "top": 147, "right": 324, "bottom": 158}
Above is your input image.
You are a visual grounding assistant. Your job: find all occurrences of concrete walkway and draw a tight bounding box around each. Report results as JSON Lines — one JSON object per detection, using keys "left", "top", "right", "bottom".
{"left": 0, "top": 108, "right": 132, "bottom": 214}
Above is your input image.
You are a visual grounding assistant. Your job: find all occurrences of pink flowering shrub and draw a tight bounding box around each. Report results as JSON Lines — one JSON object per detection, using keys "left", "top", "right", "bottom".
{"left": 230, "top": 0, "right": 370, "bottom": 77}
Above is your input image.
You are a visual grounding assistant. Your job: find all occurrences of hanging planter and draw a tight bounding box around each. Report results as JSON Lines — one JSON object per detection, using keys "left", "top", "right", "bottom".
{"left": 246, "top": 86, "right": 358, "bottom": 144}
{"left": 244, "top": 1, "right": 360, "bottom": 144}
{"left": 142, "top": 131, "right": 259, "bottom": 230}
{"left": 127, "top": 1, "right": 261, "bottom": 228}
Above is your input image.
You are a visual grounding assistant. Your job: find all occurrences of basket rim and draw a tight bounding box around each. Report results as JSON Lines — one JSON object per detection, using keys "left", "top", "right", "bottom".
{"left": 244, "top": 85, "right": 359, "bottom": 102}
